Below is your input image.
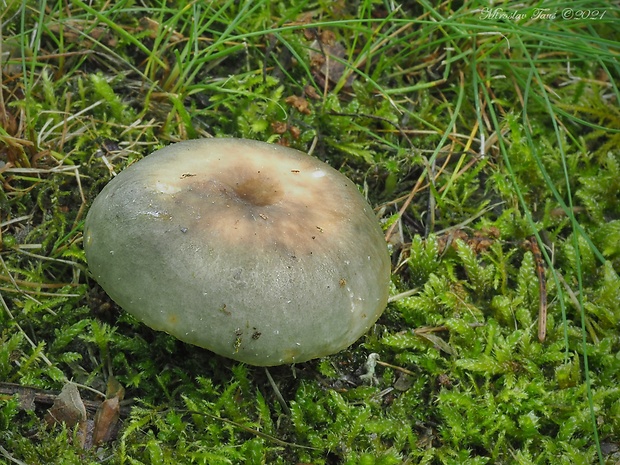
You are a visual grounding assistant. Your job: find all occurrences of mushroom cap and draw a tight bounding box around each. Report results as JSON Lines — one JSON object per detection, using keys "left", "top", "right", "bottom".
{"left": 84, "top": 138, "right": 390, "bottom": 366}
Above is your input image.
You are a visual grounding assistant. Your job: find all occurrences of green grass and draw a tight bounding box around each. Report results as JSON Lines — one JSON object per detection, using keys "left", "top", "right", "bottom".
{"left": 1, "top": 0, "right": 620, "bottom": 464}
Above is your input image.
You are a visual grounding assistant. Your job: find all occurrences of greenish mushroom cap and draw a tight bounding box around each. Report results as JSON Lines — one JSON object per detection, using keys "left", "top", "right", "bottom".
{"left": 84, "top": 138, "right": 391, "bottom": 366}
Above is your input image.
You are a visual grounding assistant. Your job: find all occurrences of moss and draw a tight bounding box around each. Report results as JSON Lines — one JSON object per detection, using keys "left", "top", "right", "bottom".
{"left": 1, "top": 0, "right": 619, "bottom": 463}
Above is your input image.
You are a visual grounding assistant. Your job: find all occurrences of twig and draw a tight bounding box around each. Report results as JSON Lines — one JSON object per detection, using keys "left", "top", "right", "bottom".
{"left": 264, "top": 367, "right": 291, "bottom": 416}
{"left": 0, "top": 445, "right": 29, "bottom": 465}
{"left": 384, "top": 172, "right": 426, "bottom": 244}
{"left": 375, "top": 360, "right": 416, "bottom": 377}
{"left": 187, "top": 408, "right": 319, "bottom": 451}
{"left": 527, "top": 236, "right": 548, "bottom": 342}
{"left": 388, "top": 288, "right": 419, "bottom": 303}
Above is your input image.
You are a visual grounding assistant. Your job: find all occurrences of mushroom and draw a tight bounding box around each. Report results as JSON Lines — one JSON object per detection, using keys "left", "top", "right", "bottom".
{"left": 84, "top": 138, "right": 391, "bottom": 366}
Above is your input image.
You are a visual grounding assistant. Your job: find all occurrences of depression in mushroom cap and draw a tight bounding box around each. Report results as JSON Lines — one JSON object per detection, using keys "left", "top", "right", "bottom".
{"left": 84, "top": 138, "right": 391, "bottom": 366}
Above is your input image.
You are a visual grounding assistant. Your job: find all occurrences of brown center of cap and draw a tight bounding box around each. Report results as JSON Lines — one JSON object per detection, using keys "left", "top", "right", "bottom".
{"left": 233, "top": 173, "right": 282, "bottom": 207}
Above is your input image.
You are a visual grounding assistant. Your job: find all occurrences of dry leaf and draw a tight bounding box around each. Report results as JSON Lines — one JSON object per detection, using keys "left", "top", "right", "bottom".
{"left": 44, "top": 383, "right": 88, "bottom": 448}
{"left": 271, "top": 121, "right": 288, "bottom": 134}
{"left": 40, "top": 377, "right": 125, "bottom": 449}
{"left": 304, "top": 85, "right": 321, "bottom": 100}
{"left": 285, "top": 95, "right": 311, "bottom": 114}
{"left": 308, "top": 33, "right": 355, "bottom": 89}
{"left": 92, "top": 396, "right": 120, "bottom": 445}
{"left": 105, "top": 375, "right": 125, "bottom": 401}
{"left": 44, "top": 383, "right": 87, "bottom": 427}
{"left": 289, "top": 125, "right": 301, "bottom": 140}
{"left": 91, "top": 375, "right": 124, "bottom": 446}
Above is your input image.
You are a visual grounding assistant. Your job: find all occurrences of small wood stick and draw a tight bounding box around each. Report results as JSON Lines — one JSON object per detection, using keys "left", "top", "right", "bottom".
{"left": 528, "top": 236, "right": 548, "bottom": 342}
